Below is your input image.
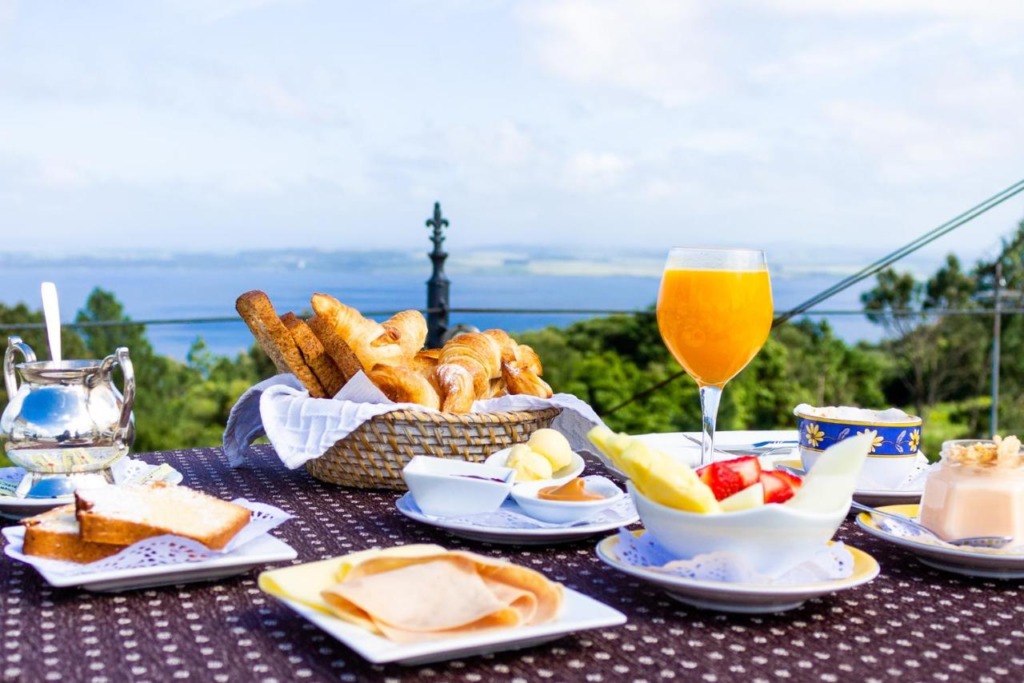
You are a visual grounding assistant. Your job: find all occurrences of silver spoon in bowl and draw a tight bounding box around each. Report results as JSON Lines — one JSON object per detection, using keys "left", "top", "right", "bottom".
{"left": 41, "top": 281, "right": 61, "bottom": 364}
{"left": 850, "top": 500, "right": 1012, "bottom": 549}
{"left": 23, "top": 284, "right": 76, "bottom": 499}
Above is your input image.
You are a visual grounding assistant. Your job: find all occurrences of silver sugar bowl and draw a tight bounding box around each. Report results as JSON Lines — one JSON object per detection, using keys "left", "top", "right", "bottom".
{"left": 1, "top": 336, "right": 136, "bottom": 474}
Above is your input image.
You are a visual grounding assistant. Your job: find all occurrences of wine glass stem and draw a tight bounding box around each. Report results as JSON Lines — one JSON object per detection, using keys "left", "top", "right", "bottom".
{"left": 698, "top": 385, "right": 722, "bottom": 467}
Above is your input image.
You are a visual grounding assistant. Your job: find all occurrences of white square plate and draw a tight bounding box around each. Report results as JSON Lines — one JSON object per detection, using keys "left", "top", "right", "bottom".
{"left": 274, "top": 587, "right": 626, "bottom": 665}
{"left": 3, "top": 528, "right": 297, "bottom": 592}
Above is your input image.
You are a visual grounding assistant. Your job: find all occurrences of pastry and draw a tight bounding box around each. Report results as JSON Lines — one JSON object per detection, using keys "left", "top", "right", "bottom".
{"left": 236, "top": 291, "right": 328, "bottom": 397}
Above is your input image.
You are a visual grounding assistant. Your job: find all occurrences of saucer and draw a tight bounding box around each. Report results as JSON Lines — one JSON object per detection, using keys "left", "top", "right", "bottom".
{"left": 0, "top": 458, "right": 184, "bottom": 519}
{"left": 855, "top": 504, "right": 1024, "bottom": 579}
{"left": 595, "top": 531, "right": 879, "bottom": 614}
{"left": 396, "top": 492, "right": 638, "bottom": 545}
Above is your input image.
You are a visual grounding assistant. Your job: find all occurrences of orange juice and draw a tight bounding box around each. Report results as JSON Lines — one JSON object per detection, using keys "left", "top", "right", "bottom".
{"left": 657, "top": 268, "right": 773, "bottom": 387}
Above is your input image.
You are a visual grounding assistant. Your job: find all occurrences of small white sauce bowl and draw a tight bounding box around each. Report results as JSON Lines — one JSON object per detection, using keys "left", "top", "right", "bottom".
{"left": 484, "top": 447, "right": 585, "bottom": 485}
{"left": 402, "top": 456, "right": 515, "bottom": 517}
{"left": 511, "top": 475, "right": 624, "bottom": 524}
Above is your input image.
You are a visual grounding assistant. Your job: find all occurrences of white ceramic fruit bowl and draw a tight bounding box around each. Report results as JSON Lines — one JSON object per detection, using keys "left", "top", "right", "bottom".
{"left": 402, "top": 456, "right": 515, "bottom": 517}
{"left": 629, "top": 483, "right": 850, "bottom": 576}
{"left": 484, "top": 448, "right": 585, "bottom": 485}
{"left": 510, "top": 475, "right": 624, "bottom": 524}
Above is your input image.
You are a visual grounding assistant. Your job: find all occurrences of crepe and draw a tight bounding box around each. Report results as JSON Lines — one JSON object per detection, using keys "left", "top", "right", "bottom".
{"left": 258, "top": 544, "right": 565, "bottom": 643}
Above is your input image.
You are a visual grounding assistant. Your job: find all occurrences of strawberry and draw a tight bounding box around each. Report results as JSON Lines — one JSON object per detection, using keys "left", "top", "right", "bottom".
{"left": 775, "top": 469, "right": 802, "bottom": 492}
{"left": 759, "top": 470, "right": 802, "bottom": 504}
{"left": 718, "top": 455, "right": 762, "bottom": 489}
{"left": 696, "top": 462, "right": 745, "bottom": 501}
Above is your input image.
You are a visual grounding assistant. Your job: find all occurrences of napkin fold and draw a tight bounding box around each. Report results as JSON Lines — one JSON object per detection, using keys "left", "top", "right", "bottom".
{"left": 223, "top": 372, "right": 604, "bottom": 469}
{"left": 259, "top": 545, "right": 565, "bottom": 643}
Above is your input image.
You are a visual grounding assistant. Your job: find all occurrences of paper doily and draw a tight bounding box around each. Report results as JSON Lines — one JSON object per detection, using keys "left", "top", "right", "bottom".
{"left": 3, "top": 500, "right": 292, "bottom": 577}
{"left": 614, "top": 529, "right": 855, "bottom": 584}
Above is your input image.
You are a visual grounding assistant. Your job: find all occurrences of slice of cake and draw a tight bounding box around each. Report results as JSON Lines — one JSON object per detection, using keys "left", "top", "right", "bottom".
{"left": 75, "top": 483, "right": 251, "bottom": 550}
{"left": 22, "top": 504, "right": 127, "bottom": 563}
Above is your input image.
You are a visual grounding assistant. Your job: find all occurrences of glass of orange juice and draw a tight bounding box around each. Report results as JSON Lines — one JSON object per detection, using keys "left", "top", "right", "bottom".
{"left": 657, "top": 248, "right": 774, "bottom": 467}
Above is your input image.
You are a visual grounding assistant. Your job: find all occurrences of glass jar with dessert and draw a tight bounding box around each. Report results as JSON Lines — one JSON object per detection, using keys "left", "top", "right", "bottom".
{"left": 919, "top": 436, "right": 1024, "bottom": 544}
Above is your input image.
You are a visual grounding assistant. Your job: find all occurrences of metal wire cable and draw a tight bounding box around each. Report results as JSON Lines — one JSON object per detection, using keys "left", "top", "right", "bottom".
{"left": 0, "top": 305, "right": 1017, "bottom": 336}
{"left": 773, "top": 177, "right": 1024, "bottom": 326}
{"left": 605, "top": 177, "right": 1024, "bottom": 415}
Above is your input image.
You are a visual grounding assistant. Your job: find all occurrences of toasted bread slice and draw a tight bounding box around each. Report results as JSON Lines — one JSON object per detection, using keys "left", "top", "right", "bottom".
{"left": 307, "top": 313, "right": 366, "bottom": 380}
{"left": 236, "top": 290, "right": 327, "bottom": 397}
{"left": 75, "top": 483, "right": 251, "bottom": 551}
{"left": 22, "top": 504, "right": 127, "bottom": 564}
{"left": 281, "top": 312, "right": 347, "bottom": 396}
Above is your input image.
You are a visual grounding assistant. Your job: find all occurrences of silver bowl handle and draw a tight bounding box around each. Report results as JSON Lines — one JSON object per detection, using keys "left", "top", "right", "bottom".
{"left": 96, "top": 347, "right": 135, "bottom": 446}
{"left": 4, "top": 336, "right": 37, "bottom": 399}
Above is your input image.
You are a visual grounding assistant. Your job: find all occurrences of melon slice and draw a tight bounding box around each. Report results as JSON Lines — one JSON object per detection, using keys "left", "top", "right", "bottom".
{"left": 785, "top": 431, "right": 874, "bottom": 512}
{"left": 719, "top": 482, "right": 765, "bottom": 512}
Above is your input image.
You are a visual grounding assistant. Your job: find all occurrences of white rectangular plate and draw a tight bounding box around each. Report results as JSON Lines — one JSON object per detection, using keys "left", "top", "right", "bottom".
{"left": 4, "top": 531, "right": 297, "bottom": 592}
{"left": 276, "top": 587, "right": 626, "bottom": 665}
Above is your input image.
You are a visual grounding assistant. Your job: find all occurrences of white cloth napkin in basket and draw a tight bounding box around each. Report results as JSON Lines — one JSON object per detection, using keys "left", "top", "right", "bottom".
{"left": 223, "top": 373, "right": 605, "bottom": 469}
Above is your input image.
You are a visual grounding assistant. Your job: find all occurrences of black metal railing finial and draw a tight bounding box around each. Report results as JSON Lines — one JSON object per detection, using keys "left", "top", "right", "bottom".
{"left": 425, "top": 201, "right": 451, "bottom": 348}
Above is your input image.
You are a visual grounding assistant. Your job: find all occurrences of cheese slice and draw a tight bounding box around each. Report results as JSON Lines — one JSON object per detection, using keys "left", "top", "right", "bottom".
{"left": 259, "top": 544, "right": 565, "bottom": 643}
{"left": 258, "top": 544, "right": 445, "bottom": 615}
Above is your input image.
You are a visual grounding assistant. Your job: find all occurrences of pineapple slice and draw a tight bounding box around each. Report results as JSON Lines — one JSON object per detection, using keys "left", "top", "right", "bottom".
{"left": 588, "top": 426, "right": 720, "bottom": 513}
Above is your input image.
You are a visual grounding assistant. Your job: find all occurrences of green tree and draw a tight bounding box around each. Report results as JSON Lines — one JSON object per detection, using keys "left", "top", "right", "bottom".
{"left": 862, "top": 257, "right": 985, "bottom": 417}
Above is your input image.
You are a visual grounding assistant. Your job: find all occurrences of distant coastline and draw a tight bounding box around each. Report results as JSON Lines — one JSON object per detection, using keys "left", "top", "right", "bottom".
{"left": 0, "top": 247, "right": 924, "bottom": 360}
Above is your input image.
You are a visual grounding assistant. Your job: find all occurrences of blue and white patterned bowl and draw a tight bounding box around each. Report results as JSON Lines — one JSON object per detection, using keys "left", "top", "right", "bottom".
{"left": 795, "top": 404, "right": 922, "bottom": 490}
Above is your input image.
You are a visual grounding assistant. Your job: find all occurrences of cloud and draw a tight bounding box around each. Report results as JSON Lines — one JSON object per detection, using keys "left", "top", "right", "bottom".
{"left": 759, "top": 0, "right": 1024, "bottom": 20}
{"left": 0, "top": 0, "right": 15, "bottom": 34}
{"left": 519, "top": 0, "right": 720, "bottom": 107}
{"left": 159, "top": 0, "right": 303, "bottom": 24}
{"left": 750, "top": 26, "right": 945, "bottom": 84}
{"left": 239, "top": 75, "right": 315, "bottom": 121}
{"left": 824, "top": 100, "right": 1007, "bottom": 183}
{"left": 560, "top": 152, "right": 630, "bottom": 192}
{"left": 34, "top": 161, "right": 89, "bottom": 189}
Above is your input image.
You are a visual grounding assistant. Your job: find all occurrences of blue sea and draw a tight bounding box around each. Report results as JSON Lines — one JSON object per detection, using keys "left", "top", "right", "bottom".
{"left": 0, "top": 261, "right": 880, "bottom": 361}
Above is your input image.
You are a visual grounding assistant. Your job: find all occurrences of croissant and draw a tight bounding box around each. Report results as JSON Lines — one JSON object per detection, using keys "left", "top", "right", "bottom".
{"left": 483, "top": 329, "right": 517, "bottom": 363}
{"left": 486, "top": 376, "right": 508, "bottom": 399}
{"left": 512, "top": 343, "right": 543, "bottom": 376}
{"left": 380, "top": 310, "right": 428, "bottom": 358}
{"left": 311, "top": 293, "right": 405, "bottom": 370}
{"left": 369, "top": 364, "right": 441, "bottom": 410}
{"left": 502, "top": 360, "right": 553, "bottom": 399}
{"left": 306, "top": 313, "right": 364, "bottom": 384}
{"left": 435, "top": 332, "right": 502, "bottom": 412}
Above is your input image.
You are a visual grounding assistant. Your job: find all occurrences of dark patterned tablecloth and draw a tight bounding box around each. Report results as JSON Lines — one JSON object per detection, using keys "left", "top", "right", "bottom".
{"left": 2, "top": 445, "right": 1021, "bottom": 683}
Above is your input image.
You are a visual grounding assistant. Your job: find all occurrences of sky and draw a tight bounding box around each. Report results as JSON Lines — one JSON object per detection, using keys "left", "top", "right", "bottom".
{"left": 1, "top": 0, "right": 1023, "bottom": 269}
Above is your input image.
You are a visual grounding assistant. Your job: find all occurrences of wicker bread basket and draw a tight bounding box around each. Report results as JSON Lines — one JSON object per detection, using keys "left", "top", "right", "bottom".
{"left": 304, "top": 406, "right": 563, "bottom": 490}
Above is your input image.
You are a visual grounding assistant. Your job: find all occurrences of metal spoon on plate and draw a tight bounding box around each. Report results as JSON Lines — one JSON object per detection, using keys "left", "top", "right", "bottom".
{"left": 772, "top": 463, "right": 1011, "bottom": 549}
{"left": 682, "top": 434, "right": 796, "bottom": 457}
{"left": 849, "top": 500, "right": 1011, "bottom": 549}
